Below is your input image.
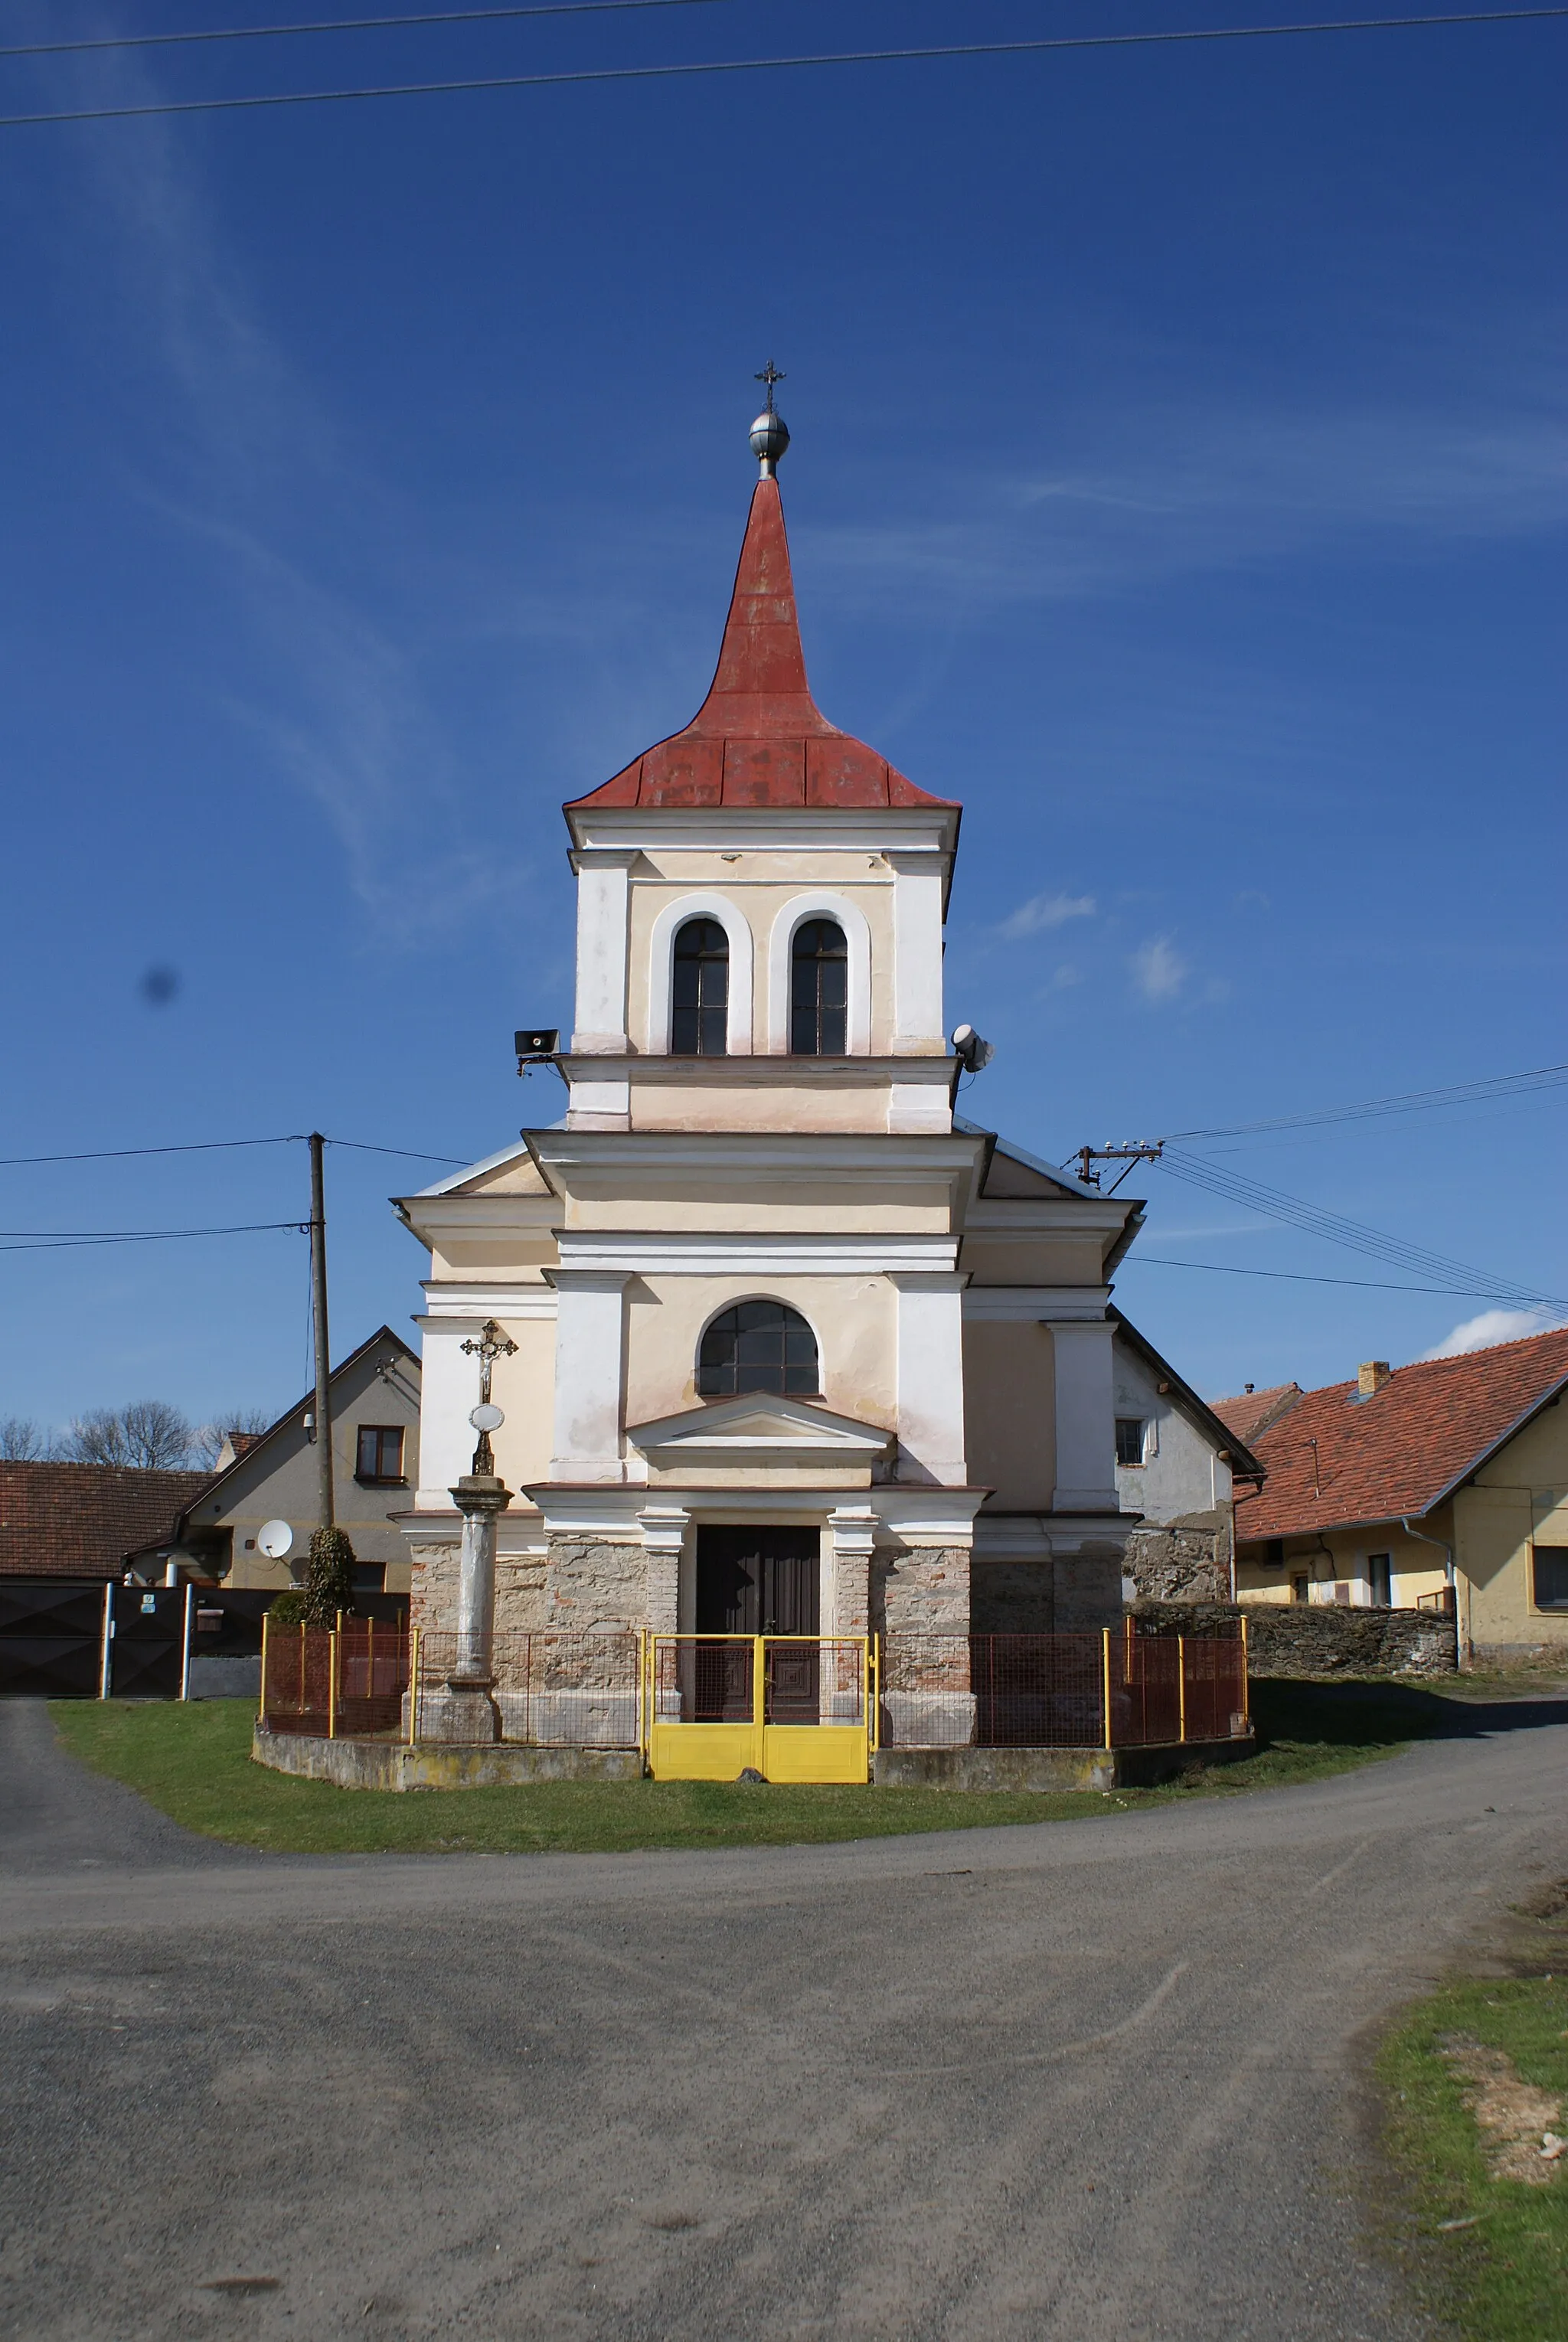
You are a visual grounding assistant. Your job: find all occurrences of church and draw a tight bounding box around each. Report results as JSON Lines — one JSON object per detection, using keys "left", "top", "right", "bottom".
{"left": 394, "top": 395, "right": 1151, "bottom": 1660}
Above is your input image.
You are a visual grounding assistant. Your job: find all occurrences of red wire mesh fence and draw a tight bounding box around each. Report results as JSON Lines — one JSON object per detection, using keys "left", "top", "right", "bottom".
{"left": 409, "top": 1631, "right": 642, "bottom": 1747}
{"left": 878, "top": 1631, "right": 1249, "bottom": 1749}
{"left": 260, "top": 1623, "right": 409, "bottom": 1737}
{"left": 261, "top": 1625, "right": 1246, "bottom": 1752}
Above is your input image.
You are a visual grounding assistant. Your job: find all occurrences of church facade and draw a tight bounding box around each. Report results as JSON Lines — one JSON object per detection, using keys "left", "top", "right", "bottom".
{"left": 396, "top": 416, "right": 1148, "bottom": 1650}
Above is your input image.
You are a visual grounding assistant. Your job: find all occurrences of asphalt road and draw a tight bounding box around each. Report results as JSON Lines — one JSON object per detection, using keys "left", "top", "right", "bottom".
{"left": 2, "top": 1697, "right": 1565, "bottom": 2341}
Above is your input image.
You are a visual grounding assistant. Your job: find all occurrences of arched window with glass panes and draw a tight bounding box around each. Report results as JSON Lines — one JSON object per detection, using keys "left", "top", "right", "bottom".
{"left": 697, "top": 1302, "right": 819, "bottom": 1399}
{"left": 789, "top": 918, "right": 848, "bottom": 1056}
{"left": 671, "top": 916, "right": 729, "bottom": 1055}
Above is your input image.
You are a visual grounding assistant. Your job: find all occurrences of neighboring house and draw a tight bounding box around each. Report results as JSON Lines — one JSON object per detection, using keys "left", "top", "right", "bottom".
{"left": 390, "top": 433, "right": 1222, "bottom": 1647}
{"left": 1112, "top": 1316, "right": 1263, "bottom": 1601}
{"left": 1217, "top": 1328, "right": 1568, "bottom": 1664}
{"left": 0, "top": 1462, "right": 211, "bottom": 1580}
{"left": 124, "top": 1328, "right": 421, "bottom": 1594}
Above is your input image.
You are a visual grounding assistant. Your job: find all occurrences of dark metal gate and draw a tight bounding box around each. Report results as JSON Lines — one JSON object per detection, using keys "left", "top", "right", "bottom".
{"left": 0, "top": 1583, "right": 109, "bottom": 1697}
{"left": 108, "top": 1586, "right": 186, "bottom": 1697}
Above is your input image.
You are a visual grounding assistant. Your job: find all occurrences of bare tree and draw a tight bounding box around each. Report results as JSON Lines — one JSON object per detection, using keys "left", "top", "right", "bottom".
{"left": 0, "top": 1416, "right": 54, "bottom": 1461}
{"left": 64, "top": 1401, "right": 195, "bottom": 1471}
{"left": 191, "top": 1407, "right": 275, "bottom": 1472}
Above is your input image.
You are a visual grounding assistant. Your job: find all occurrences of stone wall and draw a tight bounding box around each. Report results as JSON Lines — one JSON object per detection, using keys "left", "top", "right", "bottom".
{"left": 871, "top": 1544, "right": 971, "bottom": 1638}
{"left": 1054, "top": 1550, "right": 1124, "bottom": 1632}
{"left": 1125, "top": 1514, "right": 1232, "bottom": 1604}
{"left": 971, "top": 1560, "right": 1054, "bottom": 1633}
{"left": 407, "top": 1541, "right": 455, "bottom": 1634}
{"left": 544, "top": 1536, "right": 647, "bottom": 1632}
{"left": 1130, "top": 1597, "right": 1458, "bottom": 1677}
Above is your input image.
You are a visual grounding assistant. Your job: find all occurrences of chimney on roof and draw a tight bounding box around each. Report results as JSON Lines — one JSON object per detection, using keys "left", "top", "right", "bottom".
{"left": 1357, "top": 1360, "right": 1392, "bottom": 1396}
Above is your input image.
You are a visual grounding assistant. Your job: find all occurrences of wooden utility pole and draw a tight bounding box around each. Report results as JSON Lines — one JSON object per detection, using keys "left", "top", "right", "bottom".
{"left": 308, "top": 1132, "right": 334, "bottom": 1530}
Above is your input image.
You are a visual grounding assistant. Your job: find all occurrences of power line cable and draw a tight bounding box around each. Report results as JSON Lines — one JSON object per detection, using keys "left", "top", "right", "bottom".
{"left": 324, "top": 1138, "right": 469, "bottom": 1163}
{"left": 0, "top": 1133, "right": 467, "bottom": 1168}
{"left": 0, "top": 0, "right": 737, "bottom": 60}
{"left": 0, "top": 1220, "right": 305, "bottom": 1253}
{"left": 1155, "top": 1147, "right": 1567, "bottom": 1313}
{"left": 1169, "top": 1058, "right": 1568, "bottom": 1142}
{"left": 4, "top": 6, "right": 1563, "bottom": 128}
{"left": 1119, "top": 1253, "right": 1564, "bottom": 1305}
{"left": 0, "top": 1136, "right": 302, "bottom": 1168}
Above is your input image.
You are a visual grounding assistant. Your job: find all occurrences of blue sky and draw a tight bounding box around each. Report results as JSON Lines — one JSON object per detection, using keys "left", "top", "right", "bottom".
{"left": 1, "top": 0, "right": 1563, "bottom": 1431}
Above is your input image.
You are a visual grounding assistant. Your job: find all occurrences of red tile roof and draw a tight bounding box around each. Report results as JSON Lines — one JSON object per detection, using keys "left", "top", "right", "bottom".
{"left": 1232, "top": 1326, "right": 1568, "bottom": 1543}
{"left": 1213, "top": 1383, "right": 1304, "bottom": 1448}
{"left": 0, "top": 1462, "right": 211, "bottom": 1580}
{"left": 565, "top": 477, "right": 958, "bottom": 815}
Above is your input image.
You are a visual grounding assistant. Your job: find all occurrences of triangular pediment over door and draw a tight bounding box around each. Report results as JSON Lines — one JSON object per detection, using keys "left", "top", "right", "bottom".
{"left": 626, "top": 1391, "right": 893, "bottom": 1472}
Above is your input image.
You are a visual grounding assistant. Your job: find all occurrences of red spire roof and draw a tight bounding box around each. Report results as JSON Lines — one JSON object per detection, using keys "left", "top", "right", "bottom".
{"left": 566, "top": 476, "right": 957, "bottom": 813}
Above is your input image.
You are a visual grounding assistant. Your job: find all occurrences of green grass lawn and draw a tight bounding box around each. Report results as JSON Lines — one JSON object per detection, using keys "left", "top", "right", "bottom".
{"left": 1378, "top": 1976, "right": 1568, "bottom": 2342}
{"left": 47, "top": 1674, "right": 1455, "bottom": 1856}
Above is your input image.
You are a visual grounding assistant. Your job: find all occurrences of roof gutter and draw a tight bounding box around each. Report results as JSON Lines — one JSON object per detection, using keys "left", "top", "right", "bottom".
{"left": 1401, "top": 1513, "right": 1465, "bottom": 1668}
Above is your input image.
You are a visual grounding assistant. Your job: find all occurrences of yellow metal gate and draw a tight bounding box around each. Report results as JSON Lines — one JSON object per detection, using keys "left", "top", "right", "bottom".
{"left": 643, "top": 1635, "right": 874, "bottom": 1783}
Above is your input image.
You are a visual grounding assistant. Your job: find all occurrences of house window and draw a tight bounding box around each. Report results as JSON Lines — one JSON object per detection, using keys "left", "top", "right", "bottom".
{"left": 351, "top": 1562, "right": 387, "bottom": 1594}
{"left": 1115, "top": 1417, "right": 1146, "bottom": 1467}
{"left": 791, "top": 919, "right": 848, "bottom": 1056}
{"left": 1533, "top": 1546, "right": 1568, "bottom": 1610}
{"left": 697, "top": 1302, "right": 819, "bottom": 1399}
{"left": 671, "top": 917, "right": 729, "bottom": 1055}
{"left": 355, "top": 1425, "right": 406, "bottom": 1484}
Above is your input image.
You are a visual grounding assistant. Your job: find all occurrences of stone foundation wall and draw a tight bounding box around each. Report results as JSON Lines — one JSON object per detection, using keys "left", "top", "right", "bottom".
{"left": 1131, "top": 1597, "right": 1458, "bottom": 1677}
{"left": 545, "top": 1536, "right": 647, "bottom": 1632}
{"left": 971, "top": 1560, "right": 1054, "bottom": 1633}
{"left": 407, "top": 1542, "right": 456, "bottom": 1634}
{"left": 1125, "top": 1514, "right": 1233, "bottom": 1604}
{"left": 871, "top": 1544, "right": 971, "bottom": 1638}
{"left": 1053, "top": 1550, "right": 1125, "bottom": 1632}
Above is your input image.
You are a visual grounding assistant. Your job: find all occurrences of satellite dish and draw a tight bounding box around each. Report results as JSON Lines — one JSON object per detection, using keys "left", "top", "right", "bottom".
{"left": 256, "top": 1519, "right": 293, "bottom": 1560}
{"left": 469, "top": 1403, "right": 504, "bottom": 1433}
{"left": 952, "top": 1023, "right": 995, "bottom": 1073}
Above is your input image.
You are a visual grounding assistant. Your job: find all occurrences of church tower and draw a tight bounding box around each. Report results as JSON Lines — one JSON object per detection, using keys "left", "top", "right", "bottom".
{"left": 398, "top": 393, "right": 1145, "bottom": 1665}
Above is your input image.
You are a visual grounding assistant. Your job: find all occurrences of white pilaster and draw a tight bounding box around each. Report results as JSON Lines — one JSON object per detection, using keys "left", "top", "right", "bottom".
{"left": 827, "top": 1505, "right": 877, "bottom": 1636}
{"left": 1047, "top": 1318, "right": 1119, "bottom": 1512}
{"left": 886, "top": 851, "right": 946, "bottom": 1053}
{"left": 570, "top": 851, "right": 635, "bottom": 1052}
{"left": 889, "top": 1271, "right": 969, "bottom": 1487}
{"left": 549, "top": 1270, "right": 630, "bottom": 1481}
{"left": 637, "top": 1504, "right": 689, "bottom": 1637}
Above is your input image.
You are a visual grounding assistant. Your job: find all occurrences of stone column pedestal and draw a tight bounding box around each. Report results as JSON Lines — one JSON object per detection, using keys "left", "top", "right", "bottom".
{"left": 445, "top": 1471, "right": 513, "bottom": 1743}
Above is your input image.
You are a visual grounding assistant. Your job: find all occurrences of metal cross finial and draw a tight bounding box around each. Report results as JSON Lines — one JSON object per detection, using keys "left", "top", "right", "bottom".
{"left": 459, "top": 1318, "right": 517, "bottom": 1409}
{"left": 754, "top": 359, "right": 786, "bottom": 414}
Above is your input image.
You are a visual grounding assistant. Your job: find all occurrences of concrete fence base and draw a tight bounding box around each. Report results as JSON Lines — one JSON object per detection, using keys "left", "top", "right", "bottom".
{"left": 252, "top": 1726, "right": 643, "bottom": 1791}
{"left": 873, "top": 1734, "right": 1256, "bottom": 1793}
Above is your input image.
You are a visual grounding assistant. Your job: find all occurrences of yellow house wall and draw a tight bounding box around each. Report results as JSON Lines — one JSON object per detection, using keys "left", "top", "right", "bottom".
{"left": 1458, "top": 1399, "right": 1568, "bottom": 1653}
{"left": 629, "top": 1083, "right": 896, "bottom": 1134}
{"left": 962, "top": 1322, "right": 1056, "bottom": 1511}
{"left": 1236, "top": 1516, "right": 1452, "bottom": 1608}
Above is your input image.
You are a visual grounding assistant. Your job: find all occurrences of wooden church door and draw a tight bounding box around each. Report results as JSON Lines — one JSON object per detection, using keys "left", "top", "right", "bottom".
{"left": 695, "top": 1527, "right": 820, "bottom": 1723}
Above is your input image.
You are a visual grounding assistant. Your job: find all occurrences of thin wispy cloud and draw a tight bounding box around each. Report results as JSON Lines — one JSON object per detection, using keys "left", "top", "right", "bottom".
{"left": 1420, "top": 1308, "right": 1561, "bottom": 1360}
{"left": 806, "top": 379, "right": 1568, "bottom": 614}
{"left": 1001, "top": 890, "right": 1096, "bottom": 940}
{"left": 1130, "top": 936, "right": 1188, "bottom": 1003}
{"left": 51, "top": 47, "right": 535, "bottom": 939}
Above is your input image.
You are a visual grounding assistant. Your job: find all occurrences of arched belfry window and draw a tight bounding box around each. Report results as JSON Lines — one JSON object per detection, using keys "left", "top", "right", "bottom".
{"left": 697, "top": 1302, "right": 819, "bottom": 1399}
{"left": 671, "top": 917, "right": 729, "bottom": 1055}
{"left": 790, "top": 919, "right": 848, "bottom": 1056}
